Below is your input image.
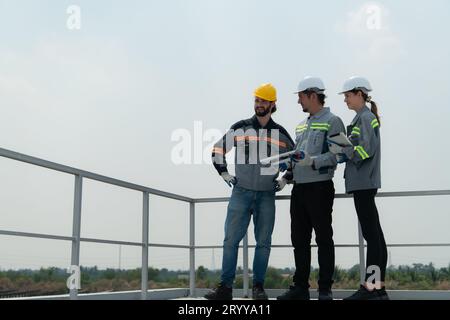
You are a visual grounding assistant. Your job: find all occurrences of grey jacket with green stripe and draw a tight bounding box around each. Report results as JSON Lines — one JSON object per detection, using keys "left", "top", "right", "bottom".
{"left": 292, "top": 107, "right": 346, "bottom": 184}
{"left": 342, "top": 106, "right": 381, "bottom": 193}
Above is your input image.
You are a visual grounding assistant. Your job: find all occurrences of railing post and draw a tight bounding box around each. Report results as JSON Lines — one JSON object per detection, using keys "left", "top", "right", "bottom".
{"left": 189, "top": 202, "right": 196, "bottom": 297}
{"left": 358, "top": 221, "right": 366, "bottom": 285}
{"left": 141, "top": 192, "right": 149, "bottom": 300}
{"left": 70, "top": 175, "right": 83, "bottom": 300}
{"left": 243, "top": 232, "right": 249, "bottom": 298}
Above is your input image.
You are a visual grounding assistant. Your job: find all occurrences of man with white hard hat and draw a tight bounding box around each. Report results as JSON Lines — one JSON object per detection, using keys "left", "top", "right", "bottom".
{"left": 277, "top": 76, "right": 346, "bottom": 300}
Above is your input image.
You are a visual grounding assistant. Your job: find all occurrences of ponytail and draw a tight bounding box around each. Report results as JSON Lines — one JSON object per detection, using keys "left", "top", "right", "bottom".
{"left": 359, "top": 91, "right": 380, "bottom": 126}
{"left": 369, "top": 101, "right": 380, "bottom": 125}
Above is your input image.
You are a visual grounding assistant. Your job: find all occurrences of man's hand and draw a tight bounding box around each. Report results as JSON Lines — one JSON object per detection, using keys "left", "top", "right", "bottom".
{"left": 221, "top": 172, "right": 237, "bottom": 187}
{"left": 278, "top": 159, "right": 290, "bottom": 172}
{"left": 290, "top": 150, "right": 305, "bottom": 163}
{"left": 292, "top": 151, "right": 314, "bottom": 167}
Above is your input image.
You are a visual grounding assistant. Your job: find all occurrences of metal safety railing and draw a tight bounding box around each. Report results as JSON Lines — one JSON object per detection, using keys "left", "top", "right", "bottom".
{"left": 1, "top": 146, "right": 450, "bottom": 299}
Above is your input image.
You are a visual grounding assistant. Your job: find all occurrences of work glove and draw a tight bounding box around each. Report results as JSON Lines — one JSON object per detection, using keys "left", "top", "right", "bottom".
{"left": 336, "top": 153, "right": 348, "bottom": 164}
{"left": 278, "top": 159, "right": 290, "bottom": 172}
{"left": 290, "top": 150, "right": 305, "bottom": 163}
{"left": 221, "top": 172, "right": 237, "bottom": 187}
{"left": 292, "top": 151, "right": 314, "bottom": 167}
{"left": 274, "top": 177, "right": 288, "bottom": 192}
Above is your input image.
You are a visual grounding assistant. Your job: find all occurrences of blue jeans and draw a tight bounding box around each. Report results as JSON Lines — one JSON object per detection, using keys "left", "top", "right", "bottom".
{"left": 221, "top": 185, "right": 276, "bottom": 287}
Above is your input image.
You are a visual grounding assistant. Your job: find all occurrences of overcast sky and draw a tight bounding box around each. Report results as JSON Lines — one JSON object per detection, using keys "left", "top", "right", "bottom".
{"left": 1, "top": 0, "right": 449, "bottom": 272}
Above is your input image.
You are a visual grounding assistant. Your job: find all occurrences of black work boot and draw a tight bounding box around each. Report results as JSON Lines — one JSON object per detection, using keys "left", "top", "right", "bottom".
{"left": 277, "top": 285, "right": 310, "bottom": 300}
{"left": 318, "top": 288, "right": 333, "bottom": 301}
{"left": 375, "top": 287, "right": 390, "bottom": 300}
{"left": 204, "top": 283, "right": 233, "bottom": 300}
{"left": 252, "top": 283, "right": 269, "bottom": 300}
{"left": 344, "top": 285, "right": 389, "bottom": 300}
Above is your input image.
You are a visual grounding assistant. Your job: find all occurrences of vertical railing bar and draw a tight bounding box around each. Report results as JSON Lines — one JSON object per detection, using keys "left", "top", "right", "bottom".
{"left": 358, "top": 221, "right": 366, "bottom": 285}
{"left": 189, "top": 202, "right": 196, "bottom": 297}
{"left": 243, "top": 232, "right": 249, "bottom": 298}
{"left": 141, "top": 192, "right": 150, "bottom": 300}
{"left": 70, "top": 175, "right": 83, "bottom": 300}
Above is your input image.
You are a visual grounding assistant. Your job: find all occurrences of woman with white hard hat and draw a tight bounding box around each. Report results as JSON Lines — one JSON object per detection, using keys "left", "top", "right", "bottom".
{"left": 328, "top": 76, "right": 389, "bottom": 300}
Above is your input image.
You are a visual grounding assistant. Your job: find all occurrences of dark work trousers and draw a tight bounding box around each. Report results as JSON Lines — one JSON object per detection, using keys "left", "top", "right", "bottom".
{"left": 290, "top": 180, "right": 335, "bottom": 290}
{"left": 353, "top": 189, "right": 387, "bottom": 282}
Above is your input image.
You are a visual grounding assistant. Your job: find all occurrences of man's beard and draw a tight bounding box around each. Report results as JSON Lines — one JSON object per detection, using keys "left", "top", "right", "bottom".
{"left": 255, "top": 107, "right": 271, "bottom": 117}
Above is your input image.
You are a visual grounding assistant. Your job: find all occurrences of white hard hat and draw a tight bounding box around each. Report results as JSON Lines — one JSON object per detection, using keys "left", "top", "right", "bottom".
{"left": 339, "top": 76, "right": 372, "bottom": 94}
{"left": 295, "top": 76, "right": 326, "bottom": 94}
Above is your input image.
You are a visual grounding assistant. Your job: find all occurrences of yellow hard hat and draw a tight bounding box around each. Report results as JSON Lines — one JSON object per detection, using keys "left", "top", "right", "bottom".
{"left": 254, "top": 83, "right": 277, "bottom": 102}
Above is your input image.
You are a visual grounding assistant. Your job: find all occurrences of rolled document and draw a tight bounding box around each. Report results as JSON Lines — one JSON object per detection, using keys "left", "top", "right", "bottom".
{"left": 260, "top": 150, "right": 297, "bottom": 165}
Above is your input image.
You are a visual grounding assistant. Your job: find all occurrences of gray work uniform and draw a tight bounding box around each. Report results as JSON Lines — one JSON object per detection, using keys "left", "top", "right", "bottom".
{"left": 342, "top": 106, "right": 381, "bottom": 193}
{"left": 292, "top": 107, "right": 346, "bottom": 184}
{"left": 212, "top": 115, "right": 294, "bottom": 191}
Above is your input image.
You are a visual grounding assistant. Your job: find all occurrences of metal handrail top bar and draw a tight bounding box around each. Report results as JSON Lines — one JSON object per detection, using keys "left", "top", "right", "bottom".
{"left": 0, "top": 147, "right": 193, "bottom": 203}
{"left": 0, "top": 230, "right": 191, "bottom": 249}
{"left": 2, "top": 147, "right": 450, "bottom": 204}
{"left": 194, "top": 190, "right": 450, "bottom": 203}
{"left": 2, "top": 229, "right": 449, "bottom": 250}
{"left": 2, "top": 229, "right": 449, "bottom": 249}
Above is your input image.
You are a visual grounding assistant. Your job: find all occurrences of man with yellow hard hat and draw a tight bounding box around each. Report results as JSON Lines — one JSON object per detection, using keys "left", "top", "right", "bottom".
{"left": 205, "top": 83, "right": 294, "bottom": 300}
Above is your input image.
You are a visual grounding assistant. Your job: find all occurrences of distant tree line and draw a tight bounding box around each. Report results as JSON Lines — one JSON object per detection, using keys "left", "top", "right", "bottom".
{"left": 1, "top": 263, "right": 449, "bottom": 298}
